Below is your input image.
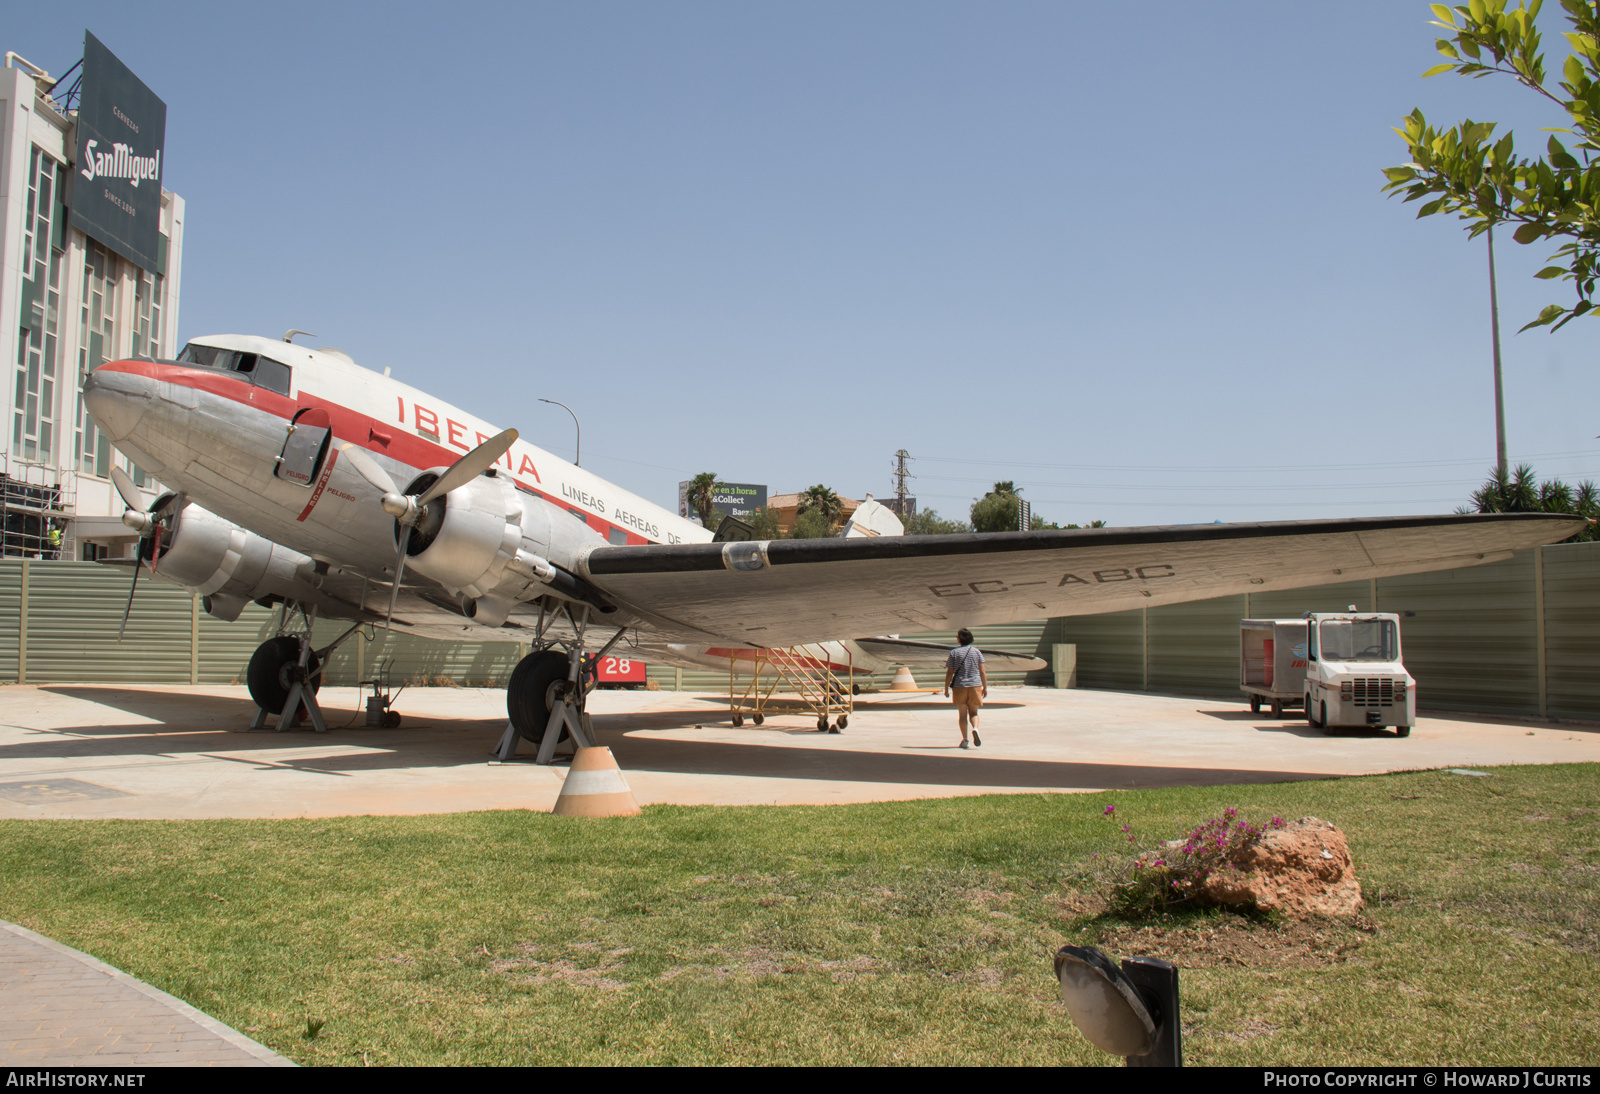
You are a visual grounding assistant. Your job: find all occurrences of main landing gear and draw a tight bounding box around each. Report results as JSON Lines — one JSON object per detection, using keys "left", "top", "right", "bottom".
{"left": 496, "top": 600, "right": 628, "bottom": 765}
{"left": 245, "top": 604, "right": 368, "bottom": 733}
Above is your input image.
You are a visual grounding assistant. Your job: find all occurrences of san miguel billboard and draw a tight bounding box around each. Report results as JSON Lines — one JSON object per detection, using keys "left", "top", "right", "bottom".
{"left": 72, "top": 31, "right": 167, "bottom": 273}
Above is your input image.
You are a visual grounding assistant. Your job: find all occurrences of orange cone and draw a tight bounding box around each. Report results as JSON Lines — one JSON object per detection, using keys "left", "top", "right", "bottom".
{"left": 888, "top": 666, "right": 919, "bottom": 691}
{"left": 551, "top": 747, "right": 642, "bottom": 817}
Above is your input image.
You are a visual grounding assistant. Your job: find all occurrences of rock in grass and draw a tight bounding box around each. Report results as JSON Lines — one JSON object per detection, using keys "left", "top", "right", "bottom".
{"left": 1199, "top": 817, "right": 1363, "bottom": 920}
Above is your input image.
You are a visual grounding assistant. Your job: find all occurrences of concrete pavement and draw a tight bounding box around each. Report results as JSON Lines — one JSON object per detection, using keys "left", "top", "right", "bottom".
{"left": 0, "top": 682, "right": 1593, "bottom": 818}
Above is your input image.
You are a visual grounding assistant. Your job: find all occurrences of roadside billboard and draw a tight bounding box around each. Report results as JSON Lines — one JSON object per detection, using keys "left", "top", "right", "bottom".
{"left": 679, "top": 480, "right": 768, "bottom": 524}
{"left": 72, "top": 31, "right": 167, "bottom": 273}
{"left": 712, "top": 483, "right": 767, "bottom": 519}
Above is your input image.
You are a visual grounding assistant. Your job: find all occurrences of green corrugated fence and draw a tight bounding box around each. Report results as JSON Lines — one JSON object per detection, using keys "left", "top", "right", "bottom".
{"left": 1, "top": 541, "right": 1596, "bottom": 720}
{"left": 1051, "top": 540, "right": 1600, "bottom": 721}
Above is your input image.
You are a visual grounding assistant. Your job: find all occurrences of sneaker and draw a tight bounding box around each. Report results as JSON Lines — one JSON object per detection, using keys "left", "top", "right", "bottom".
{"left": 959, "top": 740, "right": 970, "bottom": 750}
{"left": 972, "top": 730, "right": 981, "bottom": 748}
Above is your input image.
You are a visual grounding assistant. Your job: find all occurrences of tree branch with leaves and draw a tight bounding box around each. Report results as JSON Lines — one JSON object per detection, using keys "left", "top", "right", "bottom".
{"left": 1383, "top": 0, "right": 1600, "bottom": 330}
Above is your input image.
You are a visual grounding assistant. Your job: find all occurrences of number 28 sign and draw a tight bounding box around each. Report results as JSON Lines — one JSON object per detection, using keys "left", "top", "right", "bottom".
{"left": 594, "top": 655, "right": 646, "bottom": 683}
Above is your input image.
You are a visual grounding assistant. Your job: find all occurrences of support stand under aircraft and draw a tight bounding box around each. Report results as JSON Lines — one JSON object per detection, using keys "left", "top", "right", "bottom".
{"left": 493, "top": 601, "right": 629, "bottom": 764}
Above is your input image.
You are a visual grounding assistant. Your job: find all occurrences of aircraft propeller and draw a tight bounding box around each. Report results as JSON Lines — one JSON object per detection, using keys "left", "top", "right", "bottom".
{"left": 340, "top": 429, "right": 518, "bottom": 628}
{"left": 109, "top": 466, "right": 172, "bottom": 641}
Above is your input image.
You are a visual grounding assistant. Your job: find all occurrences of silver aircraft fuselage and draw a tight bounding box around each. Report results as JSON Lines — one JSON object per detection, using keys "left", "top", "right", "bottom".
{"left": 80, "top": 337, "right": 940, "bottom": 675}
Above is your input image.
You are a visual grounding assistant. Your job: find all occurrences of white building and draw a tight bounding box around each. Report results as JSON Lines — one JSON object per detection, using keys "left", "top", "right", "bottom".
{"left": 1, "top": 50, "right": 183, "bottom": 559}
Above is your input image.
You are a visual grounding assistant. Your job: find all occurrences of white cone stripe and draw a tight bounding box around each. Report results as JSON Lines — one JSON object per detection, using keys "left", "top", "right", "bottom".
{"left": 562, "top": 768, "right": 633, "bottom": 796}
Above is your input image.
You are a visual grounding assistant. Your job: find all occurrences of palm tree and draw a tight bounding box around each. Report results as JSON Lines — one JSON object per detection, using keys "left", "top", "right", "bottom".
{"left": 687, "top": 472, "right": 720, "bottom": 527}
{"left": 970, "top": 481, "right": 1022, "bottom": 533}
{"left": 1470, "top": 465, "right": 1539, "bottom": 513}
{"left": 1466, "top": 465, "right": 1598, "bottom": 541}
{"left": 796, "top": 484, "right": 844, "bottom": 530}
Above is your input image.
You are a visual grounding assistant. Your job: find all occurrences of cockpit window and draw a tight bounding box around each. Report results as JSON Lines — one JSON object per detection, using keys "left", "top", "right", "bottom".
{"left": 176, "top": 342, "right": 293, "bottom": 396}
{"left": 253, "top": 357, "right": 291, "bottom": 394}
{"left": 177, "top": 343, "right": 232, "bottom": 369}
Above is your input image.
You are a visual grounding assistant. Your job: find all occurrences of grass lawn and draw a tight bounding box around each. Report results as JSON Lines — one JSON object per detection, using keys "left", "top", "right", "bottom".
{"left": 1, "top": 763, "right": 1596, "bottom": 1066}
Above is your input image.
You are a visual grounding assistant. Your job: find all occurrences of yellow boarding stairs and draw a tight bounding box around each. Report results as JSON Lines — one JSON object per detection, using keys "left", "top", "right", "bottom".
{"left": 727, "top": 644, "right": 854, "bottom": 733}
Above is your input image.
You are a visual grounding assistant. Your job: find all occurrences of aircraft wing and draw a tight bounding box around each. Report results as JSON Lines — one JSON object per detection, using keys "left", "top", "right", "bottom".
{"left": 579, "top": 513, "right": 1584, "bottom": 648}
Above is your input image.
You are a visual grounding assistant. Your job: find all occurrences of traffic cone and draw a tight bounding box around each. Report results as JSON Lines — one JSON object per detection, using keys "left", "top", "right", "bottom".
{"left": 888, "top": 666, "right": 919, "bottom": 691}
{"left": 551, "top": 746, "right": 642, "bottom": 817}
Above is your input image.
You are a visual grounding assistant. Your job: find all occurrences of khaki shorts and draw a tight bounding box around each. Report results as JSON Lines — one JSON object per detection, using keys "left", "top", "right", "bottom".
{"left": 951, "top": 686, "right": 983, "bottom": 716}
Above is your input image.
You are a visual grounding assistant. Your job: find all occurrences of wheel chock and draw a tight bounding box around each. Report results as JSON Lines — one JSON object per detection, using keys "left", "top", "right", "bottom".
{"left": 551, "top": 746, "right": 641, "bottom": 817}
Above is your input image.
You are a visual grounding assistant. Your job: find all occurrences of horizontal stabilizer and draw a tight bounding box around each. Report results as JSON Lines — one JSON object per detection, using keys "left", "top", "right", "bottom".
{"left": 854, "top": 637, "right": 1046, "bottom": 671}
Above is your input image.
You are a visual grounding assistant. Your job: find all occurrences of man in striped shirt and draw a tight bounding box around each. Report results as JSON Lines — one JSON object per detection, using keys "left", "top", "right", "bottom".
{"left": 943, "top": 628, "right": 988, "bottom": 750}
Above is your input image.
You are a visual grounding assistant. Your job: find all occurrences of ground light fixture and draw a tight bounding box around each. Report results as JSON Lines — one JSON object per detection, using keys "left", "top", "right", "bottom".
{"left": 1053, "top": 945, "right": 1182, "bottom": 1066}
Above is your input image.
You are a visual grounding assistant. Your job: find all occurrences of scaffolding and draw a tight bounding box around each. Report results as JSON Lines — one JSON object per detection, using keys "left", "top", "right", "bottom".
{"left": 0, "top": 456, "right": 69, "bottom": 559}
{"left": 727, "top": 645, "right": 854, "bottom": 733}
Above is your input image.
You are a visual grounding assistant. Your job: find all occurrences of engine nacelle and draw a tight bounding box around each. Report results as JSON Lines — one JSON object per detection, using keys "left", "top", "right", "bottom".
{"left": 153, "top": 499, "right": 315, "bottom": 605}
{"left": 402, "top": 471, "right": 609, "bottom": 614}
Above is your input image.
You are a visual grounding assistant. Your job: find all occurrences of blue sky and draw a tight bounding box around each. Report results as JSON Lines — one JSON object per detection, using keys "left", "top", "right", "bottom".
{"left": 14, "top": 1, "right": 1600, "bottom": 526}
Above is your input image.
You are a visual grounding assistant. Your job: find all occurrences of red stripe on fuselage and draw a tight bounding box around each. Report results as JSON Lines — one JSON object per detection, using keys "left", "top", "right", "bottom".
{"left": 98, "top": 359, "right": 652, "bottom": 545}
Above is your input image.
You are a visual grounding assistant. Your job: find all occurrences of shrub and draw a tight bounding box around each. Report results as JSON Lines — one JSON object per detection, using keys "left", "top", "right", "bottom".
{"left": 1102, "top": 806, "right": 1285, "bottom": 917}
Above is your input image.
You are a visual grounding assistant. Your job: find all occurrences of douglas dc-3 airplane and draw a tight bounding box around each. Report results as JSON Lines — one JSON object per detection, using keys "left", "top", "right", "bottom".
{"left": 83, "top": 333, "right": 1586, "bottom": 760}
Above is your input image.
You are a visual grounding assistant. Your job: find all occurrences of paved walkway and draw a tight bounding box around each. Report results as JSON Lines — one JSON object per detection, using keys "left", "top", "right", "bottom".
{"left": 0, "top": 920, "right": 293, "bottom": 1067}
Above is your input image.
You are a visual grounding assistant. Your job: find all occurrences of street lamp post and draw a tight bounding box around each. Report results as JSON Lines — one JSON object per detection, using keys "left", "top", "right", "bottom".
{"left": 1487, "top": 225, "right": 1508, "bottom": 481}
{"left": 539, "top": 398, "right": 580, "bottom": 467}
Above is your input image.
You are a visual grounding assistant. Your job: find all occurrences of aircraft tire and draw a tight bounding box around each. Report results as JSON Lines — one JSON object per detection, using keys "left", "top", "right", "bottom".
{"left": 508, "top": 650, "right": 572, "bottom": 746}
{"left": 247, "top": 636, "right": 321, "bottom": 713}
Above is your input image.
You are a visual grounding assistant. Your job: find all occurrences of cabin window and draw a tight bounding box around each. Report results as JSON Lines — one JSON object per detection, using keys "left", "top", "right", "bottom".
{"left": 608, "top": 527, "right": 628, "bottom": 545}
{"left": 276, "top": 407, "right": 332, "bottom": 485}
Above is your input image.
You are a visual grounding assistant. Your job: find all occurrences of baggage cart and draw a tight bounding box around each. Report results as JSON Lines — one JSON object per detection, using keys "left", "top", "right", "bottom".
{"left": 1239, "top": 618, "right": 1308, "bottom": 717}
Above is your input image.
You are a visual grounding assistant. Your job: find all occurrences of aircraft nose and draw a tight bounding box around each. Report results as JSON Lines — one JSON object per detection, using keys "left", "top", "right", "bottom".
{"left": 82, "top": 364, "right": 153, "bottom": 440}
